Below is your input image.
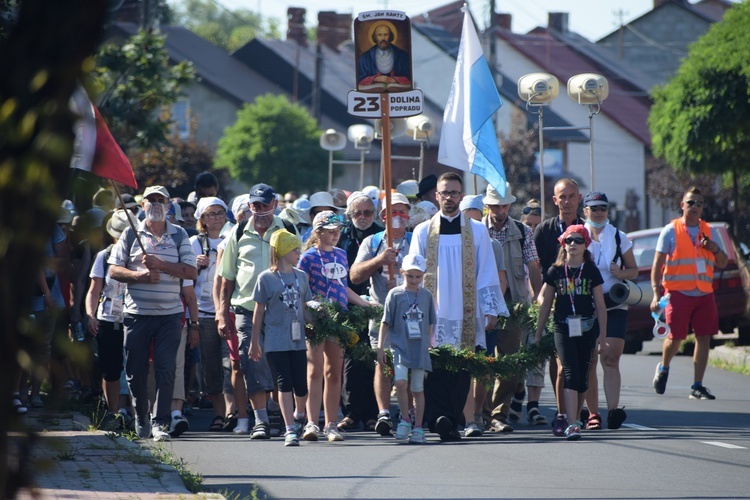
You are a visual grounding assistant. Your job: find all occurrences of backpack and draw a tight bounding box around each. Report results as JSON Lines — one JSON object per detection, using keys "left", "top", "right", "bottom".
{"left": 370, "top": 230, "right": 413, "bottom": 255}
{"left": 234, "top": 218, "right": 297, "bottom": 243}
{"left": 512, "top": 220, "right": 527, "bottom": 255}
{"left": 121, "top": 223, "right": 185, "bottom": 256}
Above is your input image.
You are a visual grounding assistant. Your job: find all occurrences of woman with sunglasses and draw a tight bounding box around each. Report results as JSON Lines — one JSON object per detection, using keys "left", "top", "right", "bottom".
{"left": 520, "top": 199, "right": 542, "bottom": 232}
{"left": 298, "top": 211, "right": 371, "bottom": 442}
{"left": 582, "top": 192, "right": 638, "bottom": 431}
{"left": 534, "top": 225, "right": 607, "bottom": 440}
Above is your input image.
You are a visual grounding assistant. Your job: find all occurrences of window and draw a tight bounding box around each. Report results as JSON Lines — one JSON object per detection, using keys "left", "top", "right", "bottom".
{"left": 171, "top": 100, "right": 190, "bottom": 140}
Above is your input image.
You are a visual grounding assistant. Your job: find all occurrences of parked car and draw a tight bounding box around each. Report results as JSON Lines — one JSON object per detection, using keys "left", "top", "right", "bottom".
{"left": 623, "top": 222, "right": 750, "bottom": 353}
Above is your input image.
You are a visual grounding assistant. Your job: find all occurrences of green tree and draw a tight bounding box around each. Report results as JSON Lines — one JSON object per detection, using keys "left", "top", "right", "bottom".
{"left": 214, "top": 94, "right": 329, "bottom": 193}
{"left": 172, "top": 0, "right": 280, "bottom": 51}
{"left": 648, "top": 1, "right": 750, "bottom": 239}
{"left": 93, "top": 28, "right": 195, "bottom": 153}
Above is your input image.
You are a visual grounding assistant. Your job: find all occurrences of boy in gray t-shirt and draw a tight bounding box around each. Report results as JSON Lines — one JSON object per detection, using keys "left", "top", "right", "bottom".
{"left": 377, "top": 254, "right": 436, "bottom": 444}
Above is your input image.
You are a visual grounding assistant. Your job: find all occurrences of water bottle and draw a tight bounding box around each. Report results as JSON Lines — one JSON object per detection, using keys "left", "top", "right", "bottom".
{"left": 651, "top": 293, "right": 671, "bottom": 339}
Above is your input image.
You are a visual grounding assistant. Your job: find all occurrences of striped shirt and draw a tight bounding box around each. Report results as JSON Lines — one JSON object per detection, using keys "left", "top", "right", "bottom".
{"left": 109, "top": 220, "right": 196, "bottom": 316}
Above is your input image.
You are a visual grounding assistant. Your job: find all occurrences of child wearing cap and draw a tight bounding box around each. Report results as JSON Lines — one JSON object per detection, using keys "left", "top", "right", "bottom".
{"left": 533, "top": 224, "right": 607, "bottom": 441}
{"left": 249, "top": 230, "right": 313, "bottom": 447}
{"left": 377, "top": 253, "right": 436, "bottom": 444}
{"left": 298, "top": 211, "right": 371, "bottom": 442}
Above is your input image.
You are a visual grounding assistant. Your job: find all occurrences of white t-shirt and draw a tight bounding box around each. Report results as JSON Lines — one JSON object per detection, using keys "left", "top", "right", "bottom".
{"left": 190, "top": 235, "right": 224, "bottom": 316}
{"left": 90, "top": 248, "right": 126, "bottom": 323}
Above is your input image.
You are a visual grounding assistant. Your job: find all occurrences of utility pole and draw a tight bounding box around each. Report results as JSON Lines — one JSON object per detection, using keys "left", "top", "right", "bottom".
{"left": 613, "top": 8, "right": 627, "bottom": 60}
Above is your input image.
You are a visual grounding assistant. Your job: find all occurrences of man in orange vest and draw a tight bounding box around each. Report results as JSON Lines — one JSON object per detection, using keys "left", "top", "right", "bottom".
{"left": 650, "top": 187, "right": 727, "bottom": 399}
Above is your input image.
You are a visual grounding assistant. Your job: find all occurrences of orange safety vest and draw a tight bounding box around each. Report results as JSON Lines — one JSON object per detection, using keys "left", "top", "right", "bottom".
{"left": 662, "top": 217, "right": 715, "bottom": 293}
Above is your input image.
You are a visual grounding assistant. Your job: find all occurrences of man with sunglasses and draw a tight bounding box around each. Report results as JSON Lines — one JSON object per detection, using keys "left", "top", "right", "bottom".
{"left": 334, "top": 191, "right": 384, "bottom": 433}
{"left": 651, "top": 187, "right": 727, "bottom": 400}
{"left": 482, "top": 183, "right": 545, "bottom": 432}
{"left": 218, "top": 183, "right": 300, "bottom": 439}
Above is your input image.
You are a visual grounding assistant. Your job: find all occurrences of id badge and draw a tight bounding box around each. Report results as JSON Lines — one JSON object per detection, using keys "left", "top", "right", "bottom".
{"left": 567, "top": 315, "right": 582, "bottom": 337}
{"left": 292, "top": 320, "right": 302, "bottom": 341}
{"left": 200, "top": 283, "right": 212, "bottom": 302}
{"left": 406, "top": 319, "right": 421, "bottom": 339}
{"left": 696, "top": 258, "right": 707, "bottom": 274}
{"left": 110, "top": 298, "right": 124, "bottom": 318}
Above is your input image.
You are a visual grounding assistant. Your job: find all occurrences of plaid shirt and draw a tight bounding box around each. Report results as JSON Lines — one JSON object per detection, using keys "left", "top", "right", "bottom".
{"left": 486, "top": 218, "right": 539, "bottom": 265}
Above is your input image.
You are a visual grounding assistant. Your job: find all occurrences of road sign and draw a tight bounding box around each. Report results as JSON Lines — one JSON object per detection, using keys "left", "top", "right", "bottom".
{"left": 347, "top": 89, "right": 424, "bottom": 118}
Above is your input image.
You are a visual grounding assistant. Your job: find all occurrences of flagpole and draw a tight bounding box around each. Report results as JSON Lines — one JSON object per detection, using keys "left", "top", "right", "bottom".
{"left": 111, "top": 180, "right": 147, "bottom": 254}
{"left": 380, "top": 94, "right": 394, "bottom": 281}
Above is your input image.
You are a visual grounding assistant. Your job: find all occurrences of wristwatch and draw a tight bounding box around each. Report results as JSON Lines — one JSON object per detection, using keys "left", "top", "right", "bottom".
{"left": 189, "top": 321, "right": 199, "bottom": 328}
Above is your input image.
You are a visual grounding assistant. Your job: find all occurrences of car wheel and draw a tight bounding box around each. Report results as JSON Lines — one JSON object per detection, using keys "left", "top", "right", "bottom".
{"left": 738, "top": 322, "right": 750, "bottom": 346}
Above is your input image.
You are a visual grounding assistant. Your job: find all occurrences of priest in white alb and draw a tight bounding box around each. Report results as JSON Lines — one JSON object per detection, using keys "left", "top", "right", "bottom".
{"left": 410, "top": 172, "right": 508, "bottom": 441}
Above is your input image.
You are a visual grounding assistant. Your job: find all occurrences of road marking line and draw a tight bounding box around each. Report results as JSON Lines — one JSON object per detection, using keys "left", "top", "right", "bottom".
{"left": 622, "top": 423, "right": 657, "bottom": 431}
{"left": 701, "top": 441, "right": 747, "bottom": 449}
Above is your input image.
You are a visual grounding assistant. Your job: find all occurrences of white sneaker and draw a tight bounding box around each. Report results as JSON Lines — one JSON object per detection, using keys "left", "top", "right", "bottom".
{"left": 152, "top": 424, "right": 171, "bottom": 442}
{"left": 302, "top": 422, "right": 319, "bottom": 441}
{"left": 233, "top": 418, "right": 250, "bottom": 435}
{"left": 464, "top": 422, "right": 483, "bottom": 437}
{"left": 324, "top": 424, "right": 344, "bottom": 442}
{"left": 395, "top": 420, "right": 411, "bottom": 440}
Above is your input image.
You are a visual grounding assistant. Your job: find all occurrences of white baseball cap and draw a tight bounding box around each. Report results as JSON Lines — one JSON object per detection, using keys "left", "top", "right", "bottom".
{"left": 402, "top": 254, "right": 426, "bottom": 273}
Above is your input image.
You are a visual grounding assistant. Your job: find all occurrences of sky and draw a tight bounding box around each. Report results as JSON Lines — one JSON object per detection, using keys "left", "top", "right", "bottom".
{"left": 219, "top": 0, "right": 661, "bottom": 42}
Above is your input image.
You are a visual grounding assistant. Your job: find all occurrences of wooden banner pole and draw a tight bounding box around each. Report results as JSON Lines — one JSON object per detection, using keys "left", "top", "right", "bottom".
{"left": 381, "top": 94, "right": 395, "bottom": 281}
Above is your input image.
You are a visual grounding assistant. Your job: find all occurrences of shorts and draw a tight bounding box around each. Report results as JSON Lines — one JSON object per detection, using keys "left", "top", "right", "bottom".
{"left": 605, "top": 308, "right": 628, "bottom": 339}
{"left": 665, "top": 291, "right": 718, "bottom": 340}
{"left": 394, "top": 364, "right": 426, "bottom": 392}
{"left": 368, "top": 318, "right": 387, "bottom": 349}
{"left": 234, "top": 309, "right": 274, "bottom": 393}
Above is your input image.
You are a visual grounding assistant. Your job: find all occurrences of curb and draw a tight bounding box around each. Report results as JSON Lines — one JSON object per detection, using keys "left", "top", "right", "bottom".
{"left": 710, "top": 345, "right": 750, "bottom": 367}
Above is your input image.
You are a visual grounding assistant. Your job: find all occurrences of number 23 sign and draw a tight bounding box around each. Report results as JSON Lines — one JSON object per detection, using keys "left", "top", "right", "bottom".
{"left": 347, "top": 89, "right": 424, "bottom": 118}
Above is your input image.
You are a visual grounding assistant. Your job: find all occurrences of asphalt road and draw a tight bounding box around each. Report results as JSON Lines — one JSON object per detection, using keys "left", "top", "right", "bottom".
{"left": 153, "top": 343, "right": 750, "bottom": 499}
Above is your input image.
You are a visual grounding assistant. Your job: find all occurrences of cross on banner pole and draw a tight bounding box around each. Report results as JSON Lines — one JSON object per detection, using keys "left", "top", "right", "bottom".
{"left": 380, "top": 94, "right": 395, "bottom": 281}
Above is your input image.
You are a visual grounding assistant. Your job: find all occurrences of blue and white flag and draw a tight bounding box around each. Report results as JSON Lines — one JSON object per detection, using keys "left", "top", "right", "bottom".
{"left": 438, "top": 7, "right": 506, "bottom": 196}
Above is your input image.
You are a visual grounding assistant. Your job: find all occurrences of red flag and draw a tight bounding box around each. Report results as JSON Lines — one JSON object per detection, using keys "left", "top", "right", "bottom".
{"left": 91, "top": 106, "right": 138, "bottom": 189}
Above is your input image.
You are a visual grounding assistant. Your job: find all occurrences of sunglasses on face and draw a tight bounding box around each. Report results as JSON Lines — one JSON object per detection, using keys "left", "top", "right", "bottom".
{"left": 587, "top": 205, "right": 608, "bottom": 212}
{"left": 352, "top": 209, "right": 374, "bottom": 218}
{"left": 685, "top": 200, "right": 704, "bottom": 208}
{"left": 522, "top": 206, "right": 541, "bottom": 215}
{"left": 564, "top": 236, "right": 586, "bottom": 245}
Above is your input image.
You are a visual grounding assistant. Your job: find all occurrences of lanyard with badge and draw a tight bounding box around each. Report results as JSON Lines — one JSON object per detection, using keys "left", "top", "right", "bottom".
{"left": 690, "top": 224, "right": 708, "bottom": 275}
{"left": 564, "top": 263, "right": 585, "bottom": 337}
{"left": 402, "top": 289, "right": 423, "bottom": 339}
{"left": 276, "top": 271, "right": 302, "bottom": 341}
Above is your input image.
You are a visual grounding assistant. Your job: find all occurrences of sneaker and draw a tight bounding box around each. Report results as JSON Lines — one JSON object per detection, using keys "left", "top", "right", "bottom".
{"left": 135, "top": 415, "right": 151, "bottom": 439}
{"left": 565, "top": 424, "right": 581, "bottom": 441}
{"left": 527, "top": 408, "right": 547, "bottom": 426}
{"left": 689, "top": 384, "right": 716, "bottom": 400}
{"left": 13, "top": 397, "right": 28, "bottom": 415}
{"left": 337, "top": 417, "right": 361, "bottom": 432}
{"left": 152, "top": 424, "right": 171, "bottom": 442}
{"left": 250, "top": 421, "right": 271, "bottom": 440}
{"left": 395, "top": 420, "right": 412, "bottom": 440}
{"left": 552, "top": 415, "right": 568, "bottom": 437}
{"left": 409, "top": 426, "right": 426, "bottom": 444}
{"left": 653, "top": 364, "right": 669, "bottom": 394}
{"left": 284, "top": 431, "right": 300, "bottom": 447}
{"left": 293, "top": 417, "right": 306, "bottom": 435}
{"left": 234, "top": 418, "right": 250, "bottom": 435}
{"left": 324, "top": 424, "right": 344, "bottom": 442}
{"left": 169, "top": 415, "right": 190, "bottom": 437}
{"left": 607, "top": 408, "right": 627, "bottom": 429}
{"left": 302, "top": 422, "right": 320, "bottom": 441}
{"left": 116, "top": 409, "right": 133, "bottom": 431}
{"left": 100, "top": 412, "right": 119, "bottom": 431}
{"left": 488, "top": 419, "right": 513, "bottom": 433}
{"left": 464, "top": 422, "right": 483, "bottom": 437}
{"left": 375, "top": 413, "right": 393, "bottom": 436}
{"left": 29, "top": 395, "right": 44, "bottom": 408}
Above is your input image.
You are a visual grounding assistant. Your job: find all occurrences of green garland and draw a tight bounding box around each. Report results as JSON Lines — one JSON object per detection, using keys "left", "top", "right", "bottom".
{"left": 305, "top": 299, "right": 383, "bottom": 349}
{"left": 343, "top": 301, "right": 557, "bottom": 379}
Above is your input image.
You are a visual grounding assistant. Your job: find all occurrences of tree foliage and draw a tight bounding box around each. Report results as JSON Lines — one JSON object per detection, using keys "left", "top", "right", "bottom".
{"left": 214, "top": 94, "right": 328, "bottom": 193}
{"left": 93, "top": 28, "right": 195, "bottom": 153}
{"left": 648, "top": 1, "right": 750, "bottom": 238}
{"left": 171, "top": 0, "right": 280, "bottom": 51}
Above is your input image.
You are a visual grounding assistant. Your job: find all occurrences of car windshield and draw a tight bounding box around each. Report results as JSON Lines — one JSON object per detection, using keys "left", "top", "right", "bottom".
{"left": 631, "top": 235, "right": 660, "bottom": 268}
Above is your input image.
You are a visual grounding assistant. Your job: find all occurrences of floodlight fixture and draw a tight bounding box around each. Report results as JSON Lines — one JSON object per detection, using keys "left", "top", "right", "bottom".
{"left": 320, "top": 129, "right": 347, "bottom": 151}
{"left": 517, "top": 73, "right": 559, "bottom": 105}
{"left": 405, "top": 115, "right": 434, "bottom": 142}
{"left": 373, "top": 118, "right": 406, "bottom": 140}
{"left": 567, "top": 74, "right": 609, "bottom": 106}
{"left": 346, "top": 124, "right": 375, "bottom": 150}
